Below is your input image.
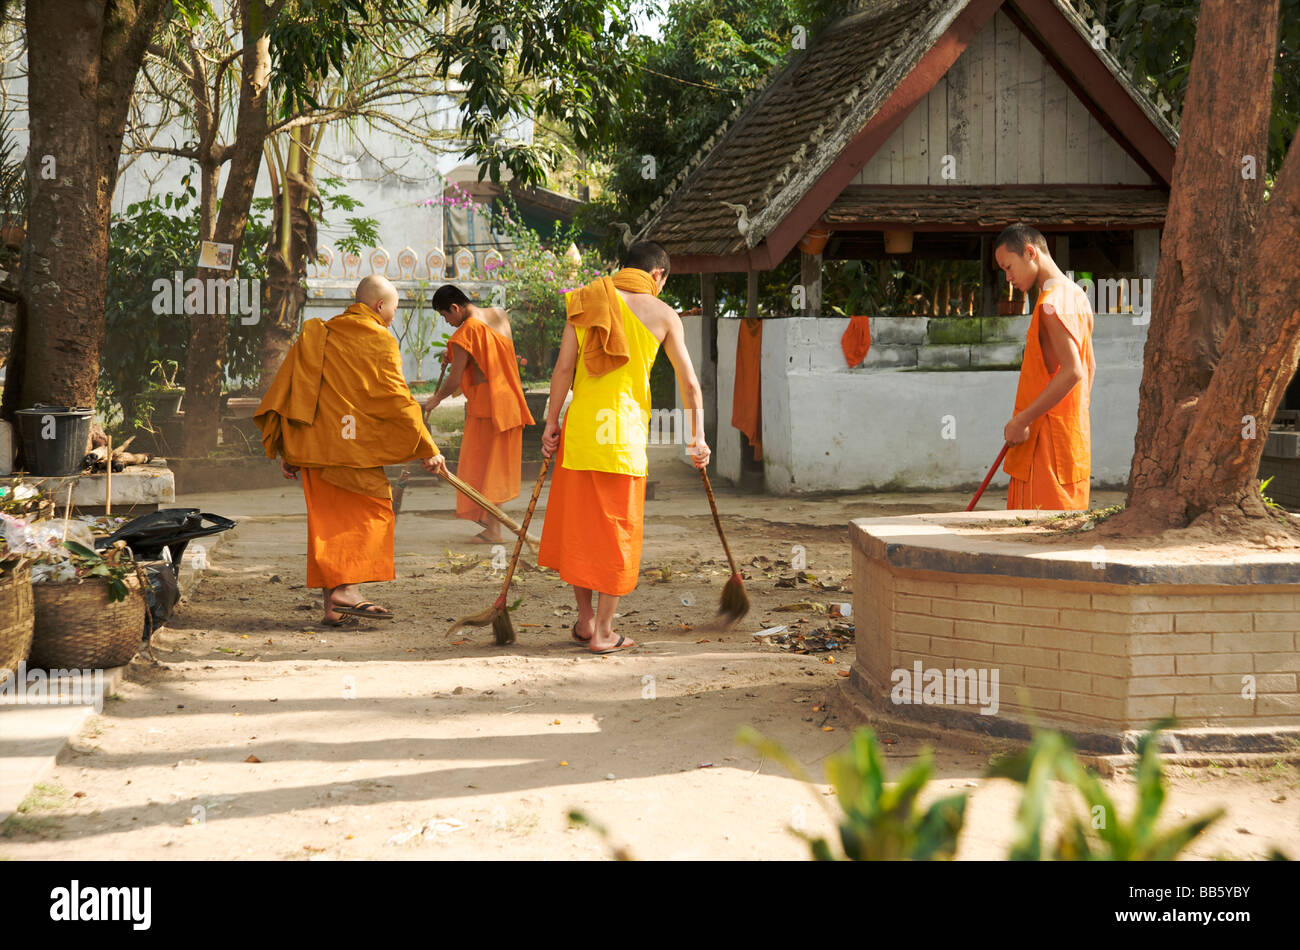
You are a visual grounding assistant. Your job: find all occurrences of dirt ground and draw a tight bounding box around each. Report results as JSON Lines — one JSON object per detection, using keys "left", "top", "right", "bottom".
{"left": 2, "top": 449, "right": 1297, "bottom": 860}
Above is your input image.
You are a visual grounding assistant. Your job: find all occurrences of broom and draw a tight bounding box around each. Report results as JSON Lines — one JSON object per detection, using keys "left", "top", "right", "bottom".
{"left": 967, "top": 442, "right": 1010, "bottom": 511}
{"left": 392, "top": 356, "right": 450, "bottom": 516}
{"left": 445, "top": 455, "right": 551, "bottom": 645}
{"left": 699, "top": 468, "right": 750, "bottom": 627}
{"left": 438, "top": 468, "right": 542, "bottom": 549}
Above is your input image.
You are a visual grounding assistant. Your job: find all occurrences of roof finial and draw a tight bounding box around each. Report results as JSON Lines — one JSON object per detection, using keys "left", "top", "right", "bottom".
{"left": 720, "top": 201, "right": 751, "bottom": 238}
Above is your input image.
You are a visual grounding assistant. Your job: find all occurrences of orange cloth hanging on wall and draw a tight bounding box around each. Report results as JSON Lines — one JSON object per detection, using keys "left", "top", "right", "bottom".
{"left": 731, "top": 318, "right": 763, "bottom": 461}
{"left": 841, "top": 316, "right": 872, "bottom": 368}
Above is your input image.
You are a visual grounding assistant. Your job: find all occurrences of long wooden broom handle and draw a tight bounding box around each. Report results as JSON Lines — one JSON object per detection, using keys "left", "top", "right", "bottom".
{"left": 494, "top": 455, "right": 551, "bottom": 607}
{"left": 967, "top": 442, "right": 1010, "bottom": 511}
{"left": 438, "top": 468, "right": 541, "bottom": 547}
{"left": 700, "top": 468, "right": 740, "bottom": 576}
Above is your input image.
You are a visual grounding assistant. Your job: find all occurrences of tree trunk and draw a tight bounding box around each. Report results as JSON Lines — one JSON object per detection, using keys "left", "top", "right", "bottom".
{"left": 260, "top": 126, "right": 319, "bottom": 392}
{"left": 181, "top": 3, "right": 270, "bottom": 457}
{"left": 1116, "top": 0, "right": 1295, "bottom": 533}
{"left": 18, "top": 0, "right": 169, "bottom": 412}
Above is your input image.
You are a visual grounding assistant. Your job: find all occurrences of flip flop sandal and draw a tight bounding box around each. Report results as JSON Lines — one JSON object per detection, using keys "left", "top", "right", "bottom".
{"left": 571, "top": 621, "right": 592, "bottom": 645}
{"left": 333, "top": 601, "right": 395, "bottom": 620}
{"left": 590, "top": 634, "right": 636, "bottom": 655}
{"left": 322, "top": 614, "right": 359, "bottom": 628}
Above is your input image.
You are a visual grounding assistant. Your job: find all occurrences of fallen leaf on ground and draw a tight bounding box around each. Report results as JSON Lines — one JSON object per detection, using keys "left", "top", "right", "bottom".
{"left": 245, "top": 754, "right": 261, "bottom": 763}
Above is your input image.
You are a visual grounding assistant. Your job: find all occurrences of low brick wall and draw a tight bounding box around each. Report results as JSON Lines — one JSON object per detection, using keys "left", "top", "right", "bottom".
{"left": 850, "top": 512, "right": 1300, "bottom": 752}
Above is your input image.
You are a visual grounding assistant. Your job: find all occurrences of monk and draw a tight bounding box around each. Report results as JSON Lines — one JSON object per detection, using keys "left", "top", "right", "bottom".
{"left": 539, "top": 240, "right": 710, "bottom": 654}
{"left": 424, "top": 285, "right": 534, "bottom": 543}
{"left": 254, "top": 275, "right": 448, "bottom": 626}
{"left": 994, "top": 223, "right": 1096, "bottom": 511}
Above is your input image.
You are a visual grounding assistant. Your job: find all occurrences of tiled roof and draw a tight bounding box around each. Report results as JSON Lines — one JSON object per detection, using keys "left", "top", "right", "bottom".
{"left": 636, "top": 0, "right": 959, "bottom": 258}
{"left": 637, "top": 0, "right": 1179, "bottom": 261}
{"left": 824, "top": 185, "right": 1169, "bottom": 227}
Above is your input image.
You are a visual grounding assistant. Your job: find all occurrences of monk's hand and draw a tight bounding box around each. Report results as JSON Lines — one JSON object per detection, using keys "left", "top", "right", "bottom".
{"left": 421, "top": 454, "right": 448, "bottom": 477}
{"left": 423, "top": 395, "right": 441, "bottom": 413}
{"left": 279, "top": 458, "right": 300, "bottom": 480}
{"left": 541, "top": 421, "right": 561, "bottom": 459}
{"left": 1004, "top": 416, "right": 1031, "bottom": 445}
{"left": 688, "top": 437, "right": 711, "bottom": 469}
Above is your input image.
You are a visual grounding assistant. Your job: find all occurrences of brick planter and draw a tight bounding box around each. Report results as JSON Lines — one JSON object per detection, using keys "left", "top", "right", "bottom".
{"left": 850, "top": 511, "right": 1300, "bottom": 754}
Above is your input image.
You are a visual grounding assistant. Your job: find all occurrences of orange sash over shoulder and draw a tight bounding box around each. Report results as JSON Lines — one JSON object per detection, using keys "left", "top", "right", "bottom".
{"left": 254, "top": 302, "right": 437, "bottom": 498}
{"left": 449, "top": 316, "right": 534, "bottom": 430}
{"left": 565, "top": 267, "right": 659, "bottom": 378}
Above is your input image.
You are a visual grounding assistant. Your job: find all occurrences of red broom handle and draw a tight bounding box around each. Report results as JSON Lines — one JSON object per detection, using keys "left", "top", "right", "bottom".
{"left": 967, "top": 443, "right": 1010, "bottom": 511}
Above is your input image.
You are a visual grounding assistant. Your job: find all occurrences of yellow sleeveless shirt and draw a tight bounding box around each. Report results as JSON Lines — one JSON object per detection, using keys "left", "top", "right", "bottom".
{"left": 561, "top": 291, "right": 660, "bottom": 476}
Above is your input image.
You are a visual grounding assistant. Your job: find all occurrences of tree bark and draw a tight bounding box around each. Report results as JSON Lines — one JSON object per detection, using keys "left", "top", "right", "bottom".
{"left": 18, "top": 0, "right": 170, "bottom": 412}
{"left": 181, "top": 1, "right": 270, "bottom": 457}
{"left": 260, "top": 126, "right": 319, "bottom": 392}
{"left": 1118, "top": 0, "right": 1291, "bottom": 532}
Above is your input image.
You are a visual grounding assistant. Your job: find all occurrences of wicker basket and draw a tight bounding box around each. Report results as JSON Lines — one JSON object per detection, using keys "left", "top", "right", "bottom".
{"left": 0, "top": 564, "right": 35, "bottom": 674}
{"left": 30, "top": 573, "right": 145, "bottom": 669}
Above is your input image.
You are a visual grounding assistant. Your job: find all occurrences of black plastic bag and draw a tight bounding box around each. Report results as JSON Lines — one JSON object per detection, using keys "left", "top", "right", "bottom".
{"left": 97, "top": 508, "right": 236, "bottom": 570}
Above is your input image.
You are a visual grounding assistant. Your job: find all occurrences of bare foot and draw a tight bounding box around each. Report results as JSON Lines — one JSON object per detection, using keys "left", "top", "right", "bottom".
{"left": 466, "top": 529, "right": 505, "bottom": 544}
{"left": 571, "top": 616, "right": 595, "bottom": 644}
{"left": 589, "top": 634, "right": 636, "bottom": 655}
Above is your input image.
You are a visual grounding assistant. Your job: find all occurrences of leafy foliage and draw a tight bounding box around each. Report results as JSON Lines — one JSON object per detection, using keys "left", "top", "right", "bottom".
{"left": 101, "top": 178, "right": 269, "bottom": 428}
{"left": 986, "top": 722, "right": 1223, "bottom": 860}
{"left": 61, "top": 541, "right": 137, "bottom": 603}
{"left": 588, "top": 0, "right": 836, "bottom": 229}
{"left": 1103, "top": 0, "right": 1299, "bottom": 175}
{"left": 422, "top": 0, "right": 641, "bottom": 186}
{"left": 736, "top": 725, "right": 968, "bottom": 860}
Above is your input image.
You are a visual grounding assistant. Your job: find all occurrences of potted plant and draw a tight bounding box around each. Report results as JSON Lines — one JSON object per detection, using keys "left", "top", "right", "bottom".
{"left": 0, "top": 113, "right": 25, "bottom": 250}
{"left": 132, "top": 359, "right": 185, "bottom": 431}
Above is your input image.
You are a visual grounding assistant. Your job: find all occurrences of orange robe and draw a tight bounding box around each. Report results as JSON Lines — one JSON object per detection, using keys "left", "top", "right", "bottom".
{"left": 539, "top": 269, "right": 660, "bottom": 596}
{"left": 841, "top": 315, "right": 872, "bottom": 367}
{"left": 1004, "top": 279, "right": 1094, "bottom": 510}
{"left": 254, "top": 302, "right": 437, "bottom": 588}
{"left": 732, "top": 317, "right": 763, "bottom": 460}
{"left": 449, "top": 315, "right": 534, "bottom": 523}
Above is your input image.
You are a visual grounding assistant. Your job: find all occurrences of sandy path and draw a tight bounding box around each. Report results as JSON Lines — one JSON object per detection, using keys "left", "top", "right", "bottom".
{"left": 2, "top": 454, "right": 1295, "bottom": 860}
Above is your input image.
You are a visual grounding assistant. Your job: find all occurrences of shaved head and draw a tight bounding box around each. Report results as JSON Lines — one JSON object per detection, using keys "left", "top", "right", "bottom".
{"left": 355, "top": 274, "right": 400, "bottom": 327}
{"left": 356, "top": 274, "right": 397, "bottom": 307}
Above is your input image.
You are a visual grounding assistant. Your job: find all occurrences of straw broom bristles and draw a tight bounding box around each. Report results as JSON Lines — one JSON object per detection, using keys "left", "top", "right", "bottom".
{"left": 699, "top": 468, "right": 749, "bottom": 628}
{"left": 445, "top": 456, "right": 552, "bottom": 644}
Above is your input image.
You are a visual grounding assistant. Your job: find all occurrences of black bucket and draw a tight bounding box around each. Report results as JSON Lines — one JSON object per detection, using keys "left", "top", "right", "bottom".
{"left": 15, "top": 405, "right": 93, "bottom": 476}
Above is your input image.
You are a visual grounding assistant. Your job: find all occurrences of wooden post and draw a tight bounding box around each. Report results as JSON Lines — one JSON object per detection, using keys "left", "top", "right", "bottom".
{"left": 1053, "top": 234, "right": 1070, "bottom": 270}
{"left": 699, "top": 272, "right": 719, "bottom": 450}
{"left": 746, "top": 269, "right": 759, "bottom": 319}
{"left": 799, "top": 252, "right": 822, "bottom": 315}
{"left": 979, "top": 235, "right": 997, "bottom": 316}
{"left": 105, "top": 435, "right": 112, "bottom": 516}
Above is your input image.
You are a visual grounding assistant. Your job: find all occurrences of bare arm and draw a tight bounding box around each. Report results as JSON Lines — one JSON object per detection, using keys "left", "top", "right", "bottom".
{"left": 1004, "top": 306, "right": 1086, "bottom": 444}
{"left": 541, "top": 323, "right": 580, "bottom": 459}
{"left": 660, "top": 310, "right": 710, "bottom": 468}
{"left": 426, "top": 344, "right": 470, "bottom": 409}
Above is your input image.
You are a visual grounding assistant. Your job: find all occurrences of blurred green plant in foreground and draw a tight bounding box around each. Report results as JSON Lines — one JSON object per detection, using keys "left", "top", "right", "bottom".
{"left": 737, "top": 725, "right": 966, "bottom": 860}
